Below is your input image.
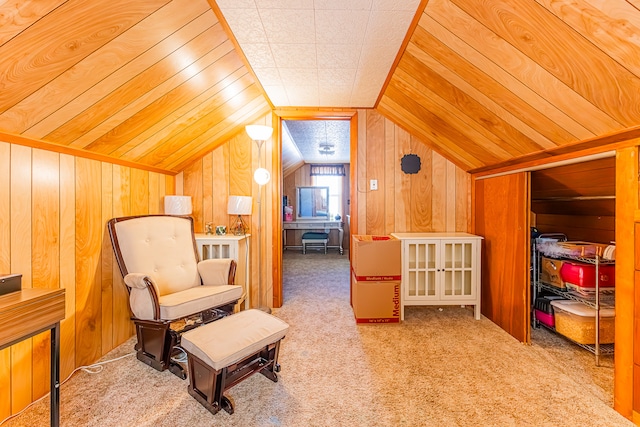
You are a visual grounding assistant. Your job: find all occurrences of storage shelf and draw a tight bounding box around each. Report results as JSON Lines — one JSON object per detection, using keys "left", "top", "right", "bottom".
{"left": 532, "top": 239, "right": 614, "bottom": 365}
{"left": 537, "top": 322, "right": 615, "bottom": 355}
{"left": 537, "top": 283, "right": 615, "bottom": 310}
{"left": 563, "top": 255, "right": 616, "bottom": 265}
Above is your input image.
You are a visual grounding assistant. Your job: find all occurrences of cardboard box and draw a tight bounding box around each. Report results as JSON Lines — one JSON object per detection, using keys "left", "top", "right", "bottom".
{"left": 351, "top": 235, "right": 401, "bottom": 280}
{"left": 539, "top": 256, "right": 565, "bottom": 289}
{"left": 352, "top": 272, "right": 400, "bottom": 324}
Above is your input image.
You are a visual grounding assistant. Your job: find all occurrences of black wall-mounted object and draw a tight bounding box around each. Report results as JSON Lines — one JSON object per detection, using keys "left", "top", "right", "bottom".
{"left": 0, "top": 273, "right": 22, "bottom": 296}
{"left": 401, "top": 154, "right": 421, "bottom": 174}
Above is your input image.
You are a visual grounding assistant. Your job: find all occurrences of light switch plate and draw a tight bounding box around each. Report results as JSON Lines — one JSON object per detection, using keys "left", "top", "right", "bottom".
{"left": 370, "top": 179, "right": 378, "bottom": 190}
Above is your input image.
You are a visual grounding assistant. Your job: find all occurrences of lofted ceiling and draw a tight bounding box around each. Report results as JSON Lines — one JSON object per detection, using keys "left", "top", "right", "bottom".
{"left": 0, "top": 0, "right": 271, "bottom": 173}
{"left": 378, "top": 0, "right": 640, "bottom": 173}
{"left": 214, "top": 0, "right": 421, "bottom": 107}
{"left": 1, "top": 0, "right": 640, "bottom": 175}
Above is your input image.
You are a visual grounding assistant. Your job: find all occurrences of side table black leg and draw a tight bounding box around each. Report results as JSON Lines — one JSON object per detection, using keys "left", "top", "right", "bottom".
{"left": 50, "top": 322, "right": 60, "bottom": 427}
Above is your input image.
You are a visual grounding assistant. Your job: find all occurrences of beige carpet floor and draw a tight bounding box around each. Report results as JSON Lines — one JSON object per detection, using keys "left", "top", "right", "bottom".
{"left": 2, "top": 250, "right": 633, "bottom": 426}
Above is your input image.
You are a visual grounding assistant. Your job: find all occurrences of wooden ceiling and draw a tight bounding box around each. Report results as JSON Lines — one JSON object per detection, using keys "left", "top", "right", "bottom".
{"left": 378, "top": 0, "right": 640, "bottom": 173}
{"left": 1, "top": 0, "right": 639, "bottom": 175}
{"left": 0, "top": 0, "right": 270, "bottom": 174}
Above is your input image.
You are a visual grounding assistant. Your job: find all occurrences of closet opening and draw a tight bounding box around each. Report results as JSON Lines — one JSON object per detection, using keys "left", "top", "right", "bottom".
{"left": 529, "top": 156, "right": 616, "bottom": 405}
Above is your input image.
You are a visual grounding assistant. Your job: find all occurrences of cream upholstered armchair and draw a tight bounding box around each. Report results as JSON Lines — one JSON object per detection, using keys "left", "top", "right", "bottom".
{"left": 107, "top": 215, "right": 243, "bottom": 378}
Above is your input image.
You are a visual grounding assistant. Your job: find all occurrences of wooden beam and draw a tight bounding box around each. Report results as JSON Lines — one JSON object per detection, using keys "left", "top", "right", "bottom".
{"left": 470, "top": 126, "right": 640, "bottom": 176}
{"left": 0, "top": 131, "right": 177, "bottom": 176}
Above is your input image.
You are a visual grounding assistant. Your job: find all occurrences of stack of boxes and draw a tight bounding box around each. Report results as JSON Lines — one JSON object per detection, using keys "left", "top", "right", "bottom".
{"left": 350, "top": 235, "right": 401, "bottom": 324}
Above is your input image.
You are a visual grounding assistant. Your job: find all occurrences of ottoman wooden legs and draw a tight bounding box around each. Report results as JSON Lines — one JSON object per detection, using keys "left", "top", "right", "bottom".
{"left": 180, "top": 309, "right": 289, "bottom": 415}
{"left": 186, "top": 340, "right": 283, "bottom": 415}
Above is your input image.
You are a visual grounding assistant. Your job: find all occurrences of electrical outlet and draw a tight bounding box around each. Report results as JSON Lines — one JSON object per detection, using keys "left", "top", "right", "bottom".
{"left": 370, "top": 179, "right": 378, "bottom": 190}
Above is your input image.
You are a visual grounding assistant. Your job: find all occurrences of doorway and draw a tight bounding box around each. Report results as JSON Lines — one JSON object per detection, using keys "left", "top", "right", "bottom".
{"left": 271, "top": 111, "right": 358, "bottom": 307}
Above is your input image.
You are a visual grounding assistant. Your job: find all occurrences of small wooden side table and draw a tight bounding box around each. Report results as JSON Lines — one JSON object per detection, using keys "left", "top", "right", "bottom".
{"left": 0, "top": 288, "right": 65, "bottom": 427}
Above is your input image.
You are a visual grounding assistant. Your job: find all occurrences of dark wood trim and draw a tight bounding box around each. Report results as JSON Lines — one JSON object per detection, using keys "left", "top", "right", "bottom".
{"left": 470, "top": 128, "right": 640, "bottom": 176}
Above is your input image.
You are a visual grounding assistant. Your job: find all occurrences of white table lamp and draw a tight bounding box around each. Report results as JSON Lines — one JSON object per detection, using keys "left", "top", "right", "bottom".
{"left": 164, "top": 195, "right": 192, "bottom": 216}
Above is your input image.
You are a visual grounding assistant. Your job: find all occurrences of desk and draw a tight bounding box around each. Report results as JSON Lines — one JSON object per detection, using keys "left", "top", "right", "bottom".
{"left": 0, "top": 288, "right": 65, "bottom": 427}
{"left": 283, "top": 220, "right": 344, "bottom": 254}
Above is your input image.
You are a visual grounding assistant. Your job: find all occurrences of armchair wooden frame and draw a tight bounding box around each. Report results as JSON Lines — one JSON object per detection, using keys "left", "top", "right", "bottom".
{"left": 107, "top": 215, "right": 239, "bottom": 379}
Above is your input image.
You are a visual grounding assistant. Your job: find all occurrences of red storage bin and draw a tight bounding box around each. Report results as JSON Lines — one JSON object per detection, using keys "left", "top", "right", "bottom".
{"left": 560, "top": 261, "right": 615, "bottom": 288}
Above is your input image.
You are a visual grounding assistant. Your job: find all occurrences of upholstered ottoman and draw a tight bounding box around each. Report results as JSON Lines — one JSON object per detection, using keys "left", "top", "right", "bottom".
{"left": 180, "top": 309, "right": 289, "bottom": 415}
{"left": 301, "top": 232, "right": 329, "bottom": 254}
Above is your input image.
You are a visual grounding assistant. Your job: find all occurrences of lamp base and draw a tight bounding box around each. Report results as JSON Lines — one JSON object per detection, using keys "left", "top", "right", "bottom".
{"left": 229, "top": 215, "right": 249, "bottom": 236}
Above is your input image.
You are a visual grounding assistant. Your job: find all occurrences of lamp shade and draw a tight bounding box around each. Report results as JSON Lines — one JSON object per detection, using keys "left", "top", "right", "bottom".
{"left": 245, "top": 125, "right": 273, "bottom": 141}
{"left": 253, "top": 168, "right": 271, "bottom": 186}
{"left": 227, "top": 196, "right": 252, "bottom": 215}
{"left": 164, "top": 195, "right": 192, "bottom": 215}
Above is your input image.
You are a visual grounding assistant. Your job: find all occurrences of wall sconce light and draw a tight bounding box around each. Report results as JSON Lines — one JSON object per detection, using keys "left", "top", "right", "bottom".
{"left": 164, "top": 195, "right": 192, "bottom": 216}
{"left": 227, "top": 195, "right": 252, "bottom": 235}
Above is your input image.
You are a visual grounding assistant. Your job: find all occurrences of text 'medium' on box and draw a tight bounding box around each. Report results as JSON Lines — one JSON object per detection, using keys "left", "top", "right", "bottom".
{"left": 352, "top": 272, "right": 400, "bottom": 324}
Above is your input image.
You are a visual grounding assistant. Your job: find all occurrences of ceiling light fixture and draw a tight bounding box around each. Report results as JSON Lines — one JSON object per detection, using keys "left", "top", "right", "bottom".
{"left": 319, "top": 145, "right": 335, "bottom": 156}
{"left": 318, "top": 122, "right": 335, "bottom": 155}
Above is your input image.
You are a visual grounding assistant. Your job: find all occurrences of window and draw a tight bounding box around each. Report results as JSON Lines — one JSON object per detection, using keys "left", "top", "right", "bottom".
{"left": 313, "top": 175, "right": 342, "bottom": 219}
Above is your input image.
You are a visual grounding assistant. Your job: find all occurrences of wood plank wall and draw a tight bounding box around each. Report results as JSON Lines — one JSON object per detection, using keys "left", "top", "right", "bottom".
{"left": 182, "top": 115, "right": 272, "bottom": 310}
{"left": 531, "top": 157, "right": 616, "bottom": 244}
{"left": 181, "top": 110, "right": 470, "bottom": 312}
{"left": 0, "top": 140, "right": 173, "bottom": 419}
{"left": 355, "top": 110, "right": 470, "bottom": 235}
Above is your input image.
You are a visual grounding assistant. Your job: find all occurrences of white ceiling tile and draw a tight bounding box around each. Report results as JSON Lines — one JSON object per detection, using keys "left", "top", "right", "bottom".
{"left": 358, "top": 44, "right": 396, "bottom": 72}
{"left": 286, "top": 85, "right": 319, "bottom": 106}
{"left": 349, "top": 86, "right": 379, "bottom": 107}
{"left": 222, "top": 9, "right": 267, "bottom": 44}
{"left": 318, "top": 91, "right": 352, "bottom": 108}
{"left": 215, "top": 0, "right": 256, "bottom": 8}
{"left": 278, "top": 68, "right": 318, "bottom": 86}
{"left": 217, "top": 0, "right": 421, "bottom": 108}
{"left": 316, "top": 44, "right": 361, "bottom": 68}
{"left": 364, "top": 11, "right": 413, "bottom": 45}
{"left": 314, "top": 0, "right": 372, "bottom": 10}
{"left": 253, "top": 68, "right": 282, "bottom": 86}
{"left": 315, "top": 10, "right": 370, "bottom": 44}
{"left": 260, "top": 9, "right": 315, "bottom": 44}
{"left": 256, "top": 0, "right": 314, "bottom": 9}
{"left": 318, "top": 68, "right": 355, "bottom": 87}
{"left": 372, "top": 0, "right": 422, "bottom": 11}
{"left": 270, "top": 44, "right": 317, "bottom": 68}
{"left": 263, "top": 85, "right": 290, "bottom": 106}
{"left": 241, "top": 43, "right": 276, "bottom": 68}
{"left": 353, "top": 67, "right": 387, "bottom": 91}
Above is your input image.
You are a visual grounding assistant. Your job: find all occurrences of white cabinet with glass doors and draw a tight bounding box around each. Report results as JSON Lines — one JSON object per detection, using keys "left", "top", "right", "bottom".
{"left": 391, "top": 233, "right": 483, "bottom": 321}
